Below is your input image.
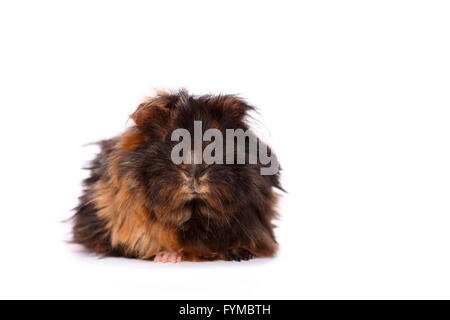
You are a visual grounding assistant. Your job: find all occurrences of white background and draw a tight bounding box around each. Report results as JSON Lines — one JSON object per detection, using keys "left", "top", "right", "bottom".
{"left": 1, "top": 0, "right": 449, "bottom": 299}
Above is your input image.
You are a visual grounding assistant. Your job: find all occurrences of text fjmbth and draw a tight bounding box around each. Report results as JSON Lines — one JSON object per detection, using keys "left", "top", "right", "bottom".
{"left": 179, "top": 304, "right": 271, "bottom": 317}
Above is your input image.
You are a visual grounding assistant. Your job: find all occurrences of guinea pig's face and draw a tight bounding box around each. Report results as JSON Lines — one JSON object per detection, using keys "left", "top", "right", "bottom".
{"left": 128, "top": 91, "right": 272, "bottom": 226}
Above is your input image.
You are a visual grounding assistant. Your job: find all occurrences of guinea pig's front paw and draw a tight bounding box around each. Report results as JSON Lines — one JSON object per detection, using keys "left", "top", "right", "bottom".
{"left": 153, "top": 251, "right": 182, "bottom": 263}
{"left": 225, "top": 248, "right": 254, "bottom": 262}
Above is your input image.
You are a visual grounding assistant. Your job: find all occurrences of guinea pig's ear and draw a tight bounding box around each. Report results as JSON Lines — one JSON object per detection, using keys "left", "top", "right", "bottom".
{"left": 220, "top": 95, "right": 254, "bottom": 121}
{"left": 130, "top": 90, "right": 179, "bottom": 137}
{"left": 131, "top": 91, "right": 171, "bottom": 126}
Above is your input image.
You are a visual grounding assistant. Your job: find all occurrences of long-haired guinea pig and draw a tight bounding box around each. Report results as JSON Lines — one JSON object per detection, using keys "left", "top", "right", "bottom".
{"left": 72, "top": 90, "right": 283, "bottom": 262}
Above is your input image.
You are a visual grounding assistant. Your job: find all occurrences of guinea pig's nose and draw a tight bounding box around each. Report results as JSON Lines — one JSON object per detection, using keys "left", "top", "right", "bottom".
{"left": 190, "top": 184, "right": 199, "bottom": 194}
{"left": 189, "top": 180, "right": 200, "bottom": 194}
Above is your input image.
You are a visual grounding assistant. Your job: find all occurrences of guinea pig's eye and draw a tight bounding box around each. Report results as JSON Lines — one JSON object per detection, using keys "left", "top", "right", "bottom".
{"left": 197, "top": 164, "right": 214, "bottom": 177}
{"left": 180, "top": 167, "right": 192, "bottom": 177}
{"left": 197, "top": 166, "right": 208, "bottom": 176}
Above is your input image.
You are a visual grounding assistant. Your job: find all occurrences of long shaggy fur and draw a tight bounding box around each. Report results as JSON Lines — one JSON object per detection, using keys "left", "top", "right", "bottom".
{"left": 72, "top": 90, "right": 282, "bottom": 261}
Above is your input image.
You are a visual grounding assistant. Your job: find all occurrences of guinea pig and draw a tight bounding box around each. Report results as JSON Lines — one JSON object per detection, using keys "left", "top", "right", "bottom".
{"left": 72, "top": 90, "right": 283, "bottom": 262}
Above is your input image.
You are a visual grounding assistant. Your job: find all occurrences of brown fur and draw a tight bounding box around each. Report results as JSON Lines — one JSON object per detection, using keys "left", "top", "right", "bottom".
{"left": 72, "top": 90, "right": 283, "bottom": 261}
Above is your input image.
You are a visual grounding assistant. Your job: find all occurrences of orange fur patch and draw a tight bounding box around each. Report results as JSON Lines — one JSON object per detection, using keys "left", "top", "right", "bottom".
{"left": 119, "top": 128, "right": 148, "bottom": 152}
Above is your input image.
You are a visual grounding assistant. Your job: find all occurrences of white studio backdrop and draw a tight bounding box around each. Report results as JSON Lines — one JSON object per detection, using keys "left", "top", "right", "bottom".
{"left": 0, "top": 0, "right": 449, "bottom": 299}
